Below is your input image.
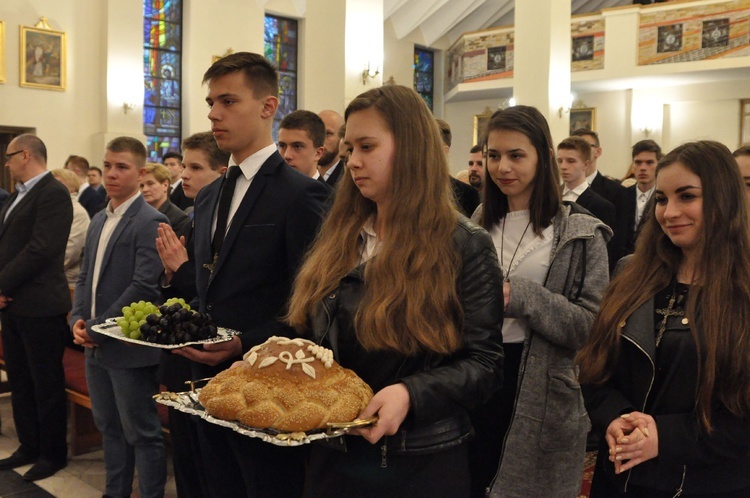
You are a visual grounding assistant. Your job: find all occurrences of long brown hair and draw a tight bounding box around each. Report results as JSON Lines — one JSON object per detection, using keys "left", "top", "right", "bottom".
{"left": 578, "top": 140, "right": 750, "bottom": 430}
{"left": 286, "top": 85, "right": 462, "bottom": 355}
{"left": 480, "top": 105, "right": 561, "bottom": 236}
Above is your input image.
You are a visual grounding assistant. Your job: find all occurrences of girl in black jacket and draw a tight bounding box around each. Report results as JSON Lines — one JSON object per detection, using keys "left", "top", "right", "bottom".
{"left": 579, "top": 141, "right": 750, "bottom": 497}
{"left": 286, "top": 85, "right": 504, "bottom": 497}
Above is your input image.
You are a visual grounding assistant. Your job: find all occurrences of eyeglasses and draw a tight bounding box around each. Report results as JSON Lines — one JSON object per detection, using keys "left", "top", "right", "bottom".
{"left": 4, "top": 150, "right": 24, "bottom": 162}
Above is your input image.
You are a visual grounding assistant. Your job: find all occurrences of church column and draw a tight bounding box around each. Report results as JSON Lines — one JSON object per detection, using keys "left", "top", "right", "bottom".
{"left": 94, "top": 0, "right": 145, "bottom": 154}
{"left": 513, "top": 0, "right": 572, "bottom": 143}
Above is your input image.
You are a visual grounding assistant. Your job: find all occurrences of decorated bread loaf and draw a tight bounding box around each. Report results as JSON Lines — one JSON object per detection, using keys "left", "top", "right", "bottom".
{"left": 198, "top": 336, "right": 373, "bottom": 432}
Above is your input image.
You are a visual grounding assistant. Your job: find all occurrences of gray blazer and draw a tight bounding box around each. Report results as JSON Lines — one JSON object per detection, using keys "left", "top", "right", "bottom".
{"left": 477, "top": 204, "right": 611, "bottom": 498}
{"left": 70, "top": 195, "right": 168, "bottom": 369}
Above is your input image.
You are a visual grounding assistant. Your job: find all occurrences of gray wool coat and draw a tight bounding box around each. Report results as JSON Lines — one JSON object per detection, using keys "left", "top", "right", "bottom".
{"left": 475, "top": 203, "right": 611, "bottom": 498}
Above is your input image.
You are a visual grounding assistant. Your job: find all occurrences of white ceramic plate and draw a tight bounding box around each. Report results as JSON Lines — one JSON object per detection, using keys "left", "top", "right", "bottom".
{"left": 91, "top": 317, "right": 240, "bottom": 350}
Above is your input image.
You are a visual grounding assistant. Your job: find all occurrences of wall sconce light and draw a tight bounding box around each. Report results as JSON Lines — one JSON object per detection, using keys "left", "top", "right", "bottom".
{"left": 641, "top": 127, "right": 652, "bottom": 137}
{"left": 558, "top": 93, "right": 576, "bottom": 118}
{"left": 122, "top": 102, "right": 136, "bottom": 114}
{"left": 499, "top": 97, "right": 516, "bottom": 110}
{"left": 361, "top": 62, "right": 380, "bottom": 85}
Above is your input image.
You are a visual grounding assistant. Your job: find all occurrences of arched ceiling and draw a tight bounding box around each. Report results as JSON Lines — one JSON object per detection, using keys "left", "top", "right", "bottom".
{"left": 385, "top": 0, "right": 633, "bottom": 46}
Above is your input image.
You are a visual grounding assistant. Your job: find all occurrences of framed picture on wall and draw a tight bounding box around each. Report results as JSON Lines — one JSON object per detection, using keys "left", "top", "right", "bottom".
{"left": 0, "top": 21, "right": 6, "bottom": 83}
{"left": 20, "top": 24, "right": 66, "bottom": 91}
{"left": 473, "top": 106, "right": 495, "bottom": 146}
{"left": 741, "top": 99, "right": 750, "bottom": 146}
{"left": 570, "top": 107, "right": 596, "bottom": 135}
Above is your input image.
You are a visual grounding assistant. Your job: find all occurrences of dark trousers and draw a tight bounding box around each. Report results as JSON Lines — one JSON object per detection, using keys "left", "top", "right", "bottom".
{"left": 195, "top": 419, "right": 306, "bottom": 498}
{"left": 0, "top": 312, "right": 68, "bottom": 463}
{"left": 468, "top": 342, "right": 523, "bottom": 498}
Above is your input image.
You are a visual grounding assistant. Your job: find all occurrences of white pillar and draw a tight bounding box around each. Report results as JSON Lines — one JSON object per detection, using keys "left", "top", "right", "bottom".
{"left": 514, "top": 0, "right": 571, "bottom": 143}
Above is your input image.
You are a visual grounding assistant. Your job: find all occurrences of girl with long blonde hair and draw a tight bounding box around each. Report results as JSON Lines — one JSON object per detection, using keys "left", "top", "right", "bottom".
{"left": 287, "top": 85, "right": 504, "bottom": 496}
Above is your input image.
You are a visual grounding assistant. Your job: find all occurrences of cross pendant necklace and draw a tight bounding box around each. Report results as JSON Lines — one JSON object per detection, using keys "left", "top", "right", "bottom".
{"left": 655, "top": 288, "right": 685, "bottom": 347}
{"left": 202, "top": 253, "right": 219, "bottom": 274}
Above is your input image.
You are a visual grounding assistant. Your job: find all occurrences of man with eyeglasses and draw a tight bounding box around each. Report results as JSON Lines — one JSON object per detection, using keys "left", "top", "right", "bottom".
{"left": 0, "top": 134, "right": 73, "bottom": 481}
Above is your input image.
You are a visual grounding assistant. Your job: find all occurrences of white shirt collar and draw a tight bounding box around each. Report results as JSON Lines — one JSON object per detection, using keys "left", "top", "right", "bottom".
{"left": 106, "top": 191, "right": 141, "bottom": 218}
{"left": 231, "top": 143, "right": 277, "bottom": 180}
{"left": 563, "top": 181, "right": 589, "bottom": 198}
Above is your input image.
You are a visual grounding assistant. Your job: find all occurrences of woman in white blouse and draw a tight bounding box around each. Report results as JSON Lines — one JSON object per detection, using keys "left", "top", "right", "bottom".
{"left": 469, "top": 105, "right": 611, "bottom": 498}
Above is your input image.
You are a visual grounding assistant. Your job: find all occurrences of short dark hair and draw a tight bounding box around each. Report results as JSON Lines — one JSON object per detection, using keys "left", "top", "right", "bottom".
{"left": 182, "top": 131, "right": 231, "bottom": 170}
{"left": 557, "top": 136, "right": 592, "bottom": 161}
{"left": 15, "top": 134, "right": 47, "bottom": 164}
{"left": 106, "top": 137, "right": 147, "bottom": 166}
{"left": 202, "top": 52, "right": 279, "bottom": 98}
{"left": 162, "top": 151, "right": 182, "bottom": 162}
{"left": 89, "top": 166, "right": 102, "bottom": 175}
{"left": 733, "top": 145, "right": 750, "bottom": 158}
{"left": 279, "top": 110, "right": 326, "bottom": 148}
{"left": 470, "top": 144, "right": 483, "bottom": 154}
{"left": 64, "top": 154, "right": 89, "bottom": 174}
{"left": 435, "top": 119, "right": 452, "bottom": 147}
{"left": 632, "top": 139, "right": 663, "bottom": 161}
{"left": 571, "top": 128, "right": 600, "bottom": 147}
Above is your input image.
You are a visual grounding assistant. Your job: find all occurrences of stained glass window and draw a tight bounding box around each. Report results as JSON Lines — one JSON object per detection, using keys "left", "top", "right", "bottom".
{"left": 264, "top": 14, "right": 298, "bottom": 141}
{"left": 414, "top": 47, "right": 434, "bottom": 111}
{"left": 143, "top": 0, "right": 182, "bottom": 161}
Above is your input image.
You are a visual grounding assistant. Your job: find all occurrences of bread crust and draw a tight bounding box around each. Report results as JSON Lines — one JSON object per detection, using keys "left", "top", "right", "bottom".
{"left": 199, "top": 336, "right": 373, "bottom": 432}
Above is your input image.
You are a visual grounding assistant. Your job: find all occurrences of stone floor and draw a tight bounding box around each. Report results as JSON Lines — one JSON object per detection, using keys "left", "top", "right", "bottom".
{"left": 0, "top": 391, "right": 177, "bottom": 498}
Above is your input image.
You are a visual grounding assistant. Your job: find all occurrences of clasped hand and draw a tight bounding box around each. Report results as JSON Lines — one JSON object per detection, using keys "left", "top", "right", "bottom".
{"left": 605, "top": 411, "right": 659, "bottom": 474}
{"left": 350, "top": 383, "right": 410, "bottom": 444}
{"left": 156, "top": 223, "right": 189, "bottom": 282}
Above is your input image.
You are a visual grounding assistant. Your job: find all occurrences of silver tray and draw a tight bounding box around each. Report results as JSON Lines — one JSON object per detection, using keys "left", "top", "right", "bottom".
{"left": 154, "top": 389, "right": 376, "bottom": 447}
{"left": 91, "top": 317, "right": 240, "bottom": 350}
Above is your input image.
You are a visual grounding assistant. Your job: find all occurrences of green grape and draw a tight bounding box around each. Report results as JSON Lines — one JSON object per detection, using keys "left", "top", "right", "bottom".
{"left": 117, "top": 318, "right": 128, "bottom": 329}
{"left": 138, "top": 300, "right": 146, "bottom": 307}
{"left": 122, "top": 306, "right": 133, "bottom": 316}
{"left": 130, "top": 302, "right": 138, "bottom": 309}
{"left": 120, "top": 325, "right": 129, "bottom": 336}
{"left": 134, "top": 310, "right": 145, "bottom": 321}
{"left": 129, "top": 320, "right": 140, "bottom": 332}
{"left": 130, "top": 330, "right": 142, "bottom": 340}
{"left": 139, "top": 319, "right": 147, "bottom": 326}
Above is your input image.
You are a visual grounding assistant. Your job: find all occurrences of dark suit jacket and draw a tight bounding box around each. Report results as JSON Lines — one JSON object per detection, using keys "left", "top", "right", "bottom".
{"left": 574, "top": 188, "right": 621, "bottom": 272}
{"left": 451, "top": 177, "right": 481, "bottom": 217}
{"left": 158, "top": 199, "right": 190, "bottom": 233}
{"left": 323, "top": 160, "right": 344, "bottom": 187}
{"left": 78, "top": 184, "right": 107, "bottom": 218}
{"left": 70, "top": 195, "right": 168, "bottom": 368}
{"left": 0, "top": 188, "right": 9, "bottom": 211}
{"left": 589, "top": 171, "right": 626, "bottom": 207}
{"left": 0, "top": 173, "right": 72, "bottom": 316}
{"left": 193, "top": 151, "right": 329, "bottom": 363}
{"left": 574, "top": 188, "right": 616, "bottom": 232}
{"left": 170, "top": 182, "right": 194, "bottom": 211}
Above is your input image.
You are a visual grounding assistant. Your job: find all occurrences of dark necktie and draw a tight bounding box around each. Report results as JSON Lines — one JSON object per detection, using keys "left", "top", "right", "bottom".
{"left": 211, "top": 166, "right": 242, "bottom": 256}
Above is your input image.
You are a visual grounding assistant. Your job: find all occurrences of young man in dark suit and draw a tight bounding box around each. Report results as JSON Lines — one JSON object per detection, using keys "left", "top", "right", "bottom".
{"left": 156, "top": 131, "right": 228, "bottom": 498}
{"left": 71, "top": 137, "right": 169, "bottom": 498}
{"left": 165, "top": 151, "right": 194, "bottom": 211}
{"left": 558, "top": 136, "right": 620, "bottom": 270}
{"left": 171, "top": 52, "right": 330, "bottom": 498}
{"left": 436, "top": 118, "right": 481, "bottom": 217}
{"left": 0, "top": 134, "right": 73, "bottom": 481}
{"left": 621, "top": 139, "right": 662, "bottom": 256}
{"left": 571, "top": 128, "right": 626, "bottom": 206}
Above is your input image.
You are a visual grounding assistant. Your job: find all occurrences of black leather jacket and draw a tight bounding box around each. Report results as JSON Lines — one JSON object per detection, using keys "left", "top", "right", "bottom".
{"left": 310, "top": 217, "right": 504, "bottom": 455}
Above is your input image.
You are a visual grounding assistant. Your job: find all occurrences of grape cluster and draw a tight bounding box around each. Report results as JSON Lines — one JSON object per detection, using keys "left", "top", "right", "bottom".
{"left": 118, "top": 298, "right": 218, "bottom": 344}
{"left": 143, "top": 303, "right": 218, "bottom": 345}
{"left": 118, "top": 300, "right": 159, "bottom": 340}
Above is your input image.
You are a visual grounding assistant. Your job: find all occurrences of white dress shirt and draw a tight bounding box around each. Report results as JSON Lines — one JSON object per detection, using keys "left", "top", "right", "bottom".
{"left": 562, "top": 182, "right": 589, "bottom": 203}
{"left": 91, "top": 192, "right": 141, "bottom": 316}
{"left": 635, "top": 185, "right": 655, "bottom": 229}
{"left": 211, "top": 143, "right": 277, "bottom": 240}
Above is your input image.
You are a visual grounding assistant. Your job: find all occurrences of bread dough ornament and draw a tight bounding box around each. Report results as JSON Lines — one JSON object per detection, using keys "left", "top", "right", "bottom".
{"left": 199, "top": 336, "right": 373, "bottom": 432}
